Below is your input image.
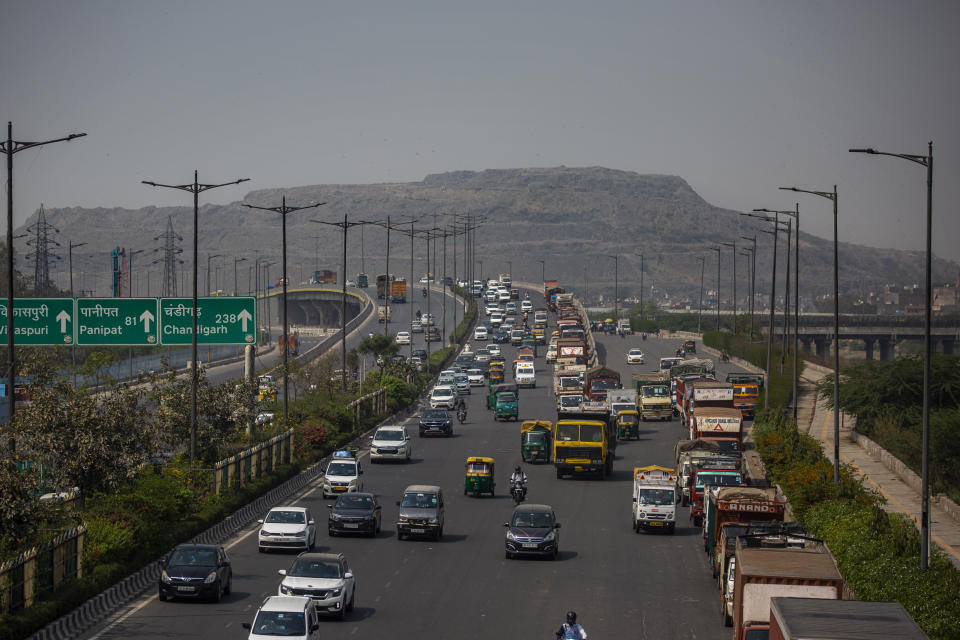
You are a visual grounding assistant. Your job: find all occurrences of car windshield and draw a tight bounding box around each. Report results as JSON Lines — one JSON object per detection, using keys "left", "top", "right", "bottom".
{"left": 630, "top": 349, "right": 643, "bottom": 356}
{"left": 376, "top": 429, "right": 404, "bottom": 441}
{"left": 251, "top": 611, "right": 307, "bottom": 636}
{"left": 455, "top": 375, "right": 468, "bottom": 383}
{"left": 423, "top": 410, "right": 448, "bottom": 419}
{"left": 265, "top": 510, "right": 306, "bottom": 524}
{"left": 716, "top": 441, "right": 740, "bottom": 454}
{"left": 560, "top": 396, "right": 580, "bottom": 408}
{"left": 591, "top": 379, "right": 619, "bottom": 390}
{"left": 335, "top": 494, "right": 374, "bottom": 510}
{"left": 466, "top": 461, "right": 491, "bottom": 473}
{"left": 643, "top": 386, "right": 670, "bottom": 398}
{"left": 696, "top": 472, "right": 742, "bottom": 488}
{"left": 636, "top": 488, "right": 675, "bottom": 506}
{"left": 555, "top": 424, "right": 579, "bottom": 441}
{"left": 511, "top": 512, "right": 554, "bottom": 528}
{"left": 468, "top": 369, "right": 483, "bottom": 376}
{"left": 400, "top": 492, "right": 438, "bottom": 508}
{"left": 559, "top": 378, "right": 579, "bottom": 388}
{"left": 326, "top": 462, "right": 356, "bottom": 477}
{"left": 433, "top": 388, "right": 453, "bottom": 398}
{"left": 497, "top": 393, "right": 517, "bottom": 403}
{"left": 289, "top": 559, "right": 342, "bottom": 578}
{"left": 168, "top": 548, "right": 218, "bottom": 567}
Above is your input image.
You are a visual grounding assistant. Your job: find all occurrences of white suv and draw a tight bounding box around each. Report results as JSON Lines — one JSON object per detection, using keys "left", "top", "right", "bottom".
{"left": 430, "top": 385, "right": 457, "bottom": 409}
{"left": 277, "top": 552, "right": 356, "bottom": 621}
{"left": 258, "top": 507, "right": 317, "bottom": 553}
{"left": 322, "top": 458, "right": 363, "bottom": 498}
{"left": 370, "top": 425, "right": 412, "bottom": 463}
{"left": 243, "top": 595, "right": 320, "bottom": 639}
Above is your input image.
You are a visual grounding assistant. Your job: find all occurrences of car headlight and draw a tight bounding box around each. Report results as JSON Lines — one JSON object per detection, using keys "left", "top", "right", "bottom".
{"left": 505, "top": 530, "right": 517, "bottom": 541}
{"left": 259, "top": 530, "right": 273, "bottom": 537}
{"left": 398, "top": 517, "right": 409, "bottom": 524}
{"left": 543, "top": 530, "right": 556, "bottom": 542}
{"left": 428, "top": 517, "right": 439, "bottom": 524}
{"left": 279, "top": 583, "right": 292, "bottom": 594}
{"left": 161, "top": 570, "right": 172, "bottom": 584}
{"left": 330, "top": 587, "right": 343, "bottom": 597}
{"left": 204, "top": 571, "right": 217, "bottom": 584}
{"left": 292, "top": 529, "right": 307, "bottom": 538}
{"left": 444, "top": 420, "right": 451, "bottom": 426}
{"left": 330, "top": 513, "right": 342, "bottom": 521}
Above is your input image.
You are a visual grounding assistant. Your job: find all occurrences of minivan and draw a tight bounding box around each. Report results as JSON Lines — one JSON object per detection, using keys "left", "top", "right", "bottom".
{"left": 396, "top": 485, "right": 445, "bottom": 540}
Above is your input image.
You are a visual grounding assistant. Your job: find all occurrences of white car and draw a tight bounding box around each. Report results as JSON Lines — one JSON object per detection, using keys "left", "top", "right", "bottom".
{"left": 521, "top": 300, "right": 533, "bottom": 312}
{"left": 430, "top": 385, "right": 457, "bottom": 409}
{"left": 370, "top": 425, "right": 411, "bottom": 462}
{"left": 411, "top": 320, "right": 423, "bottom": 333}
{"left": 474, "top": 349, "right": 491, "bottom": 364}
{"left": 487, "top": 344, "right": 501, "bottom": 357}
{"left": 489, "top": 313, "right": 504, "bottom": 328}
{"left": 466, "top": 368, "right": 486, "bottom": 386}
{"left": 322, "top": 458, "right": 363, "bottom": 498}
{"left": 474, "top": 326, "right": 488, "bottom": 340}
{"left": 422, "top": 313, "right": 435, "bottom": 326}
{"left": 514, "top": 363, "right": 536, "bottom": 387}
{"left": 505, "top": 302, "right": 517, "bottom": 315}
{"left": 395, "top": 331, "right": 411, "bottom": 345}
{"left": 277, "top": 553, "right": 356, "bottom": 621}
{"left": 485, "top": 304, "right": 500, "bottom": 316}
{"left": 626, "top": 348, "right": 646, "bottom": 365}
{"left": 437, "top": 372, "right": 456, "bottom": 386}
{"left": 498, "top": 290, "right": 511, "bottom": 302}
{"left": 258, "top": 506, "right": 317, "bottom": 552}
{"left": 243, "top": 595, "right": 320, "bottom": 639}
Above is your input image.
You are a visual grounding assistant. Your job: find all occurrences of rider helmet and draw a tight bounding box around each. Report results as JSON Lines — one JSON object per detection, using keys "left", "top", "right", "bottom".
{"left": 566, "top": 611, "right": 577, "bottom": 625}
{"left": 515, "top": 466, "right": 521, "bottom": 474}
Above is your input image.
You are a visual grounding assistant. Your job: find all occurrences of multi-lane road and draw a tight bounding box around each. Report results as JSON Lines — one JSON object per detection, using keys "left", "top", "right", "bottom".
{"left": 85, "top": 291, "right": 752, "bottom": 640}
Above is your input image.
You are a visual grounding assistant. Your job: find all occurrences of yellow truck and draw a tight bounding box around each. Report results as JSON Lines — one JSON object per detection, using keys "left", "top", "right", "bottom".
{"left": 553, "top": 418, "right": 613, "bottom": 480}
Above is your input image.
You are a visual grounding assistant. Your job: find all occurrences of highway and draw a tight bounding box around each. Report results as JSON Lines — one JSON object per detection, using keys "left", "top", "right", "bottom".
{"left": 85, "top": 297, "right": 752, "bottom": 639}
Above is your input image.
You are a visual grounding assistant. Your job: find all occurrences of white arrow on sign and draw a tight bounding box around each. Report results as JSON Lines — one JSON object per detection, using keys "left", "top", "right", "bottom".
{"left": 140, "top": 310, "right": 155, "bottom": 333}
{"left": 238, "top": 309, "right": 252, "bottom": 332}
{"left": 56, "top": 310, "right": 71, "bottom": 333}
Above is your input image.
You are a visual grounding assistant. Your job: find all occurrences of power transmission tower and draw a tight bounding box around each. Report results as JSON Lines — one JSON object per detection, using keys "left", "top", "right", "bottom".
{"left": 24, "top": 204, "right": 60, "bottom": 296}
{"left": 154, "top": 216, "right": 183, "bottom": 296}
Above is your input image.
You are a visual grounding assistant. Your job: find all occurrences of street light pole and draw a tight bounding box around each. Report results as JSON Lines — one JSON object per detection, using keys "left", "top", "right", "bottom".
{"left": 143, "top": 172, "right": 249, "bottom": 461}
{"left": 781, "top": 185, "right": 839, "bottom": 486}
{"left": 605, "top": 255, "right": 618, "bottom": 323}
{"left": 741, "top": 235, "right": 757, "bottom": 340}
{"left": 69, "top": 240, "right": 87, "bottom": 386}
{"left": 721, "top": 242, "right": 736, "bottom": 331}
{"left": 206, "top": 253, "right": 223, "bottom": 297}
{"left": 850, "top": 143, "right": 933, "bottom": 569}
{"left": 244, "top": 197, "right": 325, "bottom": 423}
{"left": 709, "top": 247, "right": 721, "bottom": 331}
{"left": 233, "top": 257, "right": 247, "bottom": 296}
{"left": 696, "top": 255, "right": 705, "bottom": 335}
{"left": 537, "top": 260, "right": 545, "bottom": 285}
{"left": 2, "top": 122, "right": 86, "bottom": 442}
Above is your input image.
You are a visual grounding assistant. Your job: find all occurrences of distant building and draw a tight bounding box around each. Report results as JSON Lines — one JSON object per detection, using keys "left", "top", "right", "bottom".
{"left": 933, "top": 281, "right": 960, "bottom": 313}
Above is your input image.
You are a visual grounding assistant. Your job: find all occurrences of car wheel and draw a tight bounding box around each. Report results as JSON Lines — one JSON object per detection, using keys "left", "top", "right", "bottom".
{"left": 224, "top": 576, "right": 232, "bottom": 595}
{"left": 258, "top": 545, "right": 265, "bottom": 553}
{"left": 158, "top": 588, "right": 167, "bottom": 602}
{"left": 347, "top": 586, "right": 355, "bottom": 612}
{"left": 505, "top": 550, "right": 513, "bottom": 560}
{"left": 329, "top": 528, "right": 336, "bottom": 537}
{"left": 211, "top": 580, "right": 222, "bottom": 603}
{"left": 309, "top": 532, "right": 316, "bottom": 549}
{"left": 397, "top": 529, "right": 404, "bottom": 541}
{"left": 552, "top": 547, "right": 559, "bottom": 560}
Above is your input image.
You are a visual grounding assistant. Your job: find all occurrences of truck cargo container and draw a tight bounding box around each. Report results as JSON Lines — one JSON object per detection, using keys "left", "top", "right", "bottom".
{"left": 691, "top": 406, "right": 743, "bottom": 455}
{"left": 733, "top": 545, "right": 844, "bottom": 640}
{"left": 705, "top": 486, "right": 786, "bottom": 579}
{"left": 583, "top": 365, "right": 621, "bottom": 403}
{"left": 768, "top": 597, "right": 928, "bottom": 640}
{"left": 674, "top": 439, "right": 725, "bottom": 506}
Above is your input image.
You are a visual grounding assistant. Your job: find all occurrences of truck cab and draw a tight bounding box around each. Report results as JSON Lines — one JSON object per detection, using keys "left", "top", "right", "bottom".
{"left": 553, "top": 419, "right": 612, "bottom": 479}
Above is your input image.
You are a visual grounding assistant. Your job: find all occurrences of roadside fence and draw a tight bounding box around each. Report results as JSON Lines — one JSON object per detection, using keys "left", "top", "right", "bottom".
{"left": 0, "top": 525, "right": 86, "bottom": 615}
{"left": 213, "top": 429, "right": 294, "bottom": 495}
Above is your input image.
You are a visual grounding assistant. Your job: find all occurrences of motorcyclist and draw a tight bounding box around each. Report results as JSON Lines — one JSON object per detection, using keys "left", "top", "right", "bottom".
{"left": 556, "top": 611, "right": 587, "bottom": 639}
{"left": 416, "top": 309, "right": 422, "bottom": 319}
{"left": 457, "top": 405, "right": 467, "bottom": 423}
{"left": 455, "top": 395, "right": 466, "bottom": 411}
{"left": 422, "top": 287, "right": 428, "bottom": 297}
{"left": 721, "top": 348, "right": 730, "bottom": 362}
{"left": 510, "top": 466, "right": 528, "bottom": 499}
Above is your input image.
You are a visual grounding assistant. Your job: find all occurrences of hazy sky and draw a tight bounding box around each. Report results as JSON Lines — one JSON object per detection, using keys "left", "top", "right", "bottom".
{"left": 2, "top": 1, "right": 958, "bottom": 262}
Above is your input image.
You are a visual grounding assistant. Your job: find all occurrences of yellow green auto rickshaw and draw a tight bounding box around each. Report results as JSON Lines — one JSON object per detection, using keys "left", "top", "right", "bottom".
{"left": 616, "top": 409, "right": 640, "bottom": 441}
{"left": 464, "top": 456, "right": 495, "bottom": 496}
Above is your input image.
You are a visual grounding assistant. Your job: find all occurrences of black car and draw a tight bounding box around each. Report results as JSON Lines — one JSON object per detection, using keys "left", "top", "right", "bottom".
{"left": 158, "top": 544, "right": 232, "bottom": 602}
{"left": 504, "top": 504, "right": 561, "bottom": 560}
{"left": 425, "top": 327, "right": 441, "bottom": 342}
{"left": 419, "top": 409, "right": 453, "bottom": 437}
{"left": 328, "top": 493, "right": 381, "bottom": 537}
{"left": 413, "top": 349, "right": 427, "bottom": 362}
{"left": 493, "top": 329, "right": 510, "bottom": 344}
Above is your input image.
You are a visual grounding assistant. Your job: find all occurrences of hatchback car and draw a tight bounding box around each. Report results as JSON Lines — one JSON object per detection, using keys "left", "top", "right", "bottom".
{"left": 474, "top": 348, "right": 491, "bottom": 364}
{"left": 369, "top": 425, "right": 412, "bottom": 462}
{"left": 328, "top": 493, "right": 381, "bottom": 536}
{"left": 277, "top": 553, "right": 356, "bottom": 620}
{"left": 419, "top": 408, "right": 453, "bottom": 436}
{"left": 396, "top": 485, "right": 445, "bottom": 540}
{"left": 242, "top": 595, "right": 319, "bottom": 639}
{"left": 521, "top": 300, "right": 533, "bottom": 312}
{"left": 321, "top": 459, "right": 363, "bottom": 499}
{"left": 626, "top": 348, "right": 645, "bottom": 365}
{"left": 453, "top": 374, "right": 471, "bottom": 395}
{"left": 395, "top": 331, "right": 411, "bottom": 345}
{"left": 504, "top": 302, "right": 517, "bottom": 315}
{"left": 410, "top": 319, "right": 423, "bottom": 333}
{"left": 258, "top": 507, "right": 317, "bottom": 552}
{"left": 159, "top": 543, "right": 232, "bottom": 601}
{"left": 504, "top": 504, "right": 561, "bottom": 559}
{"left": 474, "top": 326, "right": 488, "bottom": 340}
{"left": 425, "top": 326, "right": 441, "bottom": 342}
{"left": 487, "top": 344, "right": 502, "bottom": 357}
{"left": 466, "top": 368, "right": 486, "bottom": 386}
{"left": 489, "top": 313, "right": 504, "bottom": 328}
{"left": 430, "top": 385, "right": 457, "bottom": 409}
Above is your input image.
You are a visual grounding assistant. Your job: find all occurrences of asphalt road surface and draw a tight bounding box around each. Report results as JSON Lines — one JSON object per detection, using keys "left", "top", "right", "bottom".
{"left": 85, "top": 298, "right": 752, "bottom": 640}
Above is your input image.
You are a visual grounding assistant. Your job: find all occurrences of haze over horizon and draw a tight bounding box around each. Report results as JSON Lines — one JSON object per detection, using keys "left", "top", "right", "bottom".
{"left": 2, "top": 1, "right": 958, "bottom": 262}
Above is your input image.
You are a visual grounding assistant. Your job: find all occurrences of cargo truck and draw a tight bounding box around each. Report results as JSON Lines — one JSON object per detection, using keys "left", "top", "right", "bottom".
{"left": 691, "top": 406, "right": 743, "bottom": 455}
{"left": 631, "top": 465, "right": 679, "bottom": 533}
{"left": 689, "top": 459, "right": 744, "bottom": 526}
{"left": 553, "top": 417, "right": 613, "bottom": 479}
{"left": 390, "top": 278, "right": 407, "bottom": 303}
{"left": 675, "top": 439, "right": 725, "bottom": 506}
{"left": 377, "top": 306, "right": 391, "bottom": 323}
{"left": 705, "top": 486, "right": 786, "bottom": 579}
{"left": 583, "top": 365, "right": 621, "bottom": 402}
{"left": 278, "top": 332, "right": 299, "bottom": 357}
{"left": 683, "top": 380, "right": 734, "bottom": 427}
{"left": 606, "top": 389, "right": 638, "bottom": 417}
{"left": 768, "top": 597, "right": 928, "bottom": 640}
{"left": 727, "top": 374, "right": 763, "bottom": 419}
{"left": 312, "top": 269, "right": 338, "bottom": 284}
{"left": 732, "top": 543, "right": 845, "bottom": 640}
{"left": 355, "top": 272, "right": 368, "bottom": 288}
{"left": 633, "top": 372, "right": 673, "bottom": 421}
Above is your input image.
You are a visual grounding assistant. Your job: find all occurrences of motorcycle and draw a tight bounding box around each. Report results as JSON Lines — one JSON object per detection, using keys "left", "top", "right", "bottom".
{"left": 510, "top": 479, "right": 526, "bottom": 505}
{"left": 457, "top": 407, "right": 467, "bottom": 424}
{"left": 720, "top": 350, "right": 730, "bottom": 362}
{"left": 422, "top": 288, "right": 428, "bottom": 297}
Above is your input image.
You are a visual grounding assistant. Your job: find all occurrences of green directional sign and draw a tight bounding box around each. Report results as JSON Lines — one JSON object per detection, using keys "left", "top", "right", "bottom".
{"left": 0, "top": 298, "right": 75, "bottom": 345}
{"left": 159, "top": 297, "right": 256, "bottom": 345}
{"left": 76, "top": 298, "right": 159, "bottom": 346}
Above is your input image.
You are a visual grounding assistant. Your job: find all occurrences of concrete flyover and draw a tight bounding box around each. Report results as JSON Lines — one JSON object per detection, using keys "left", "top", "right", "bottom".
{"left": 763, "top": 315, "right": 960, "bottom": 361}
{"left": 258, "top": 285, "right": 368, "bottom": 328}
